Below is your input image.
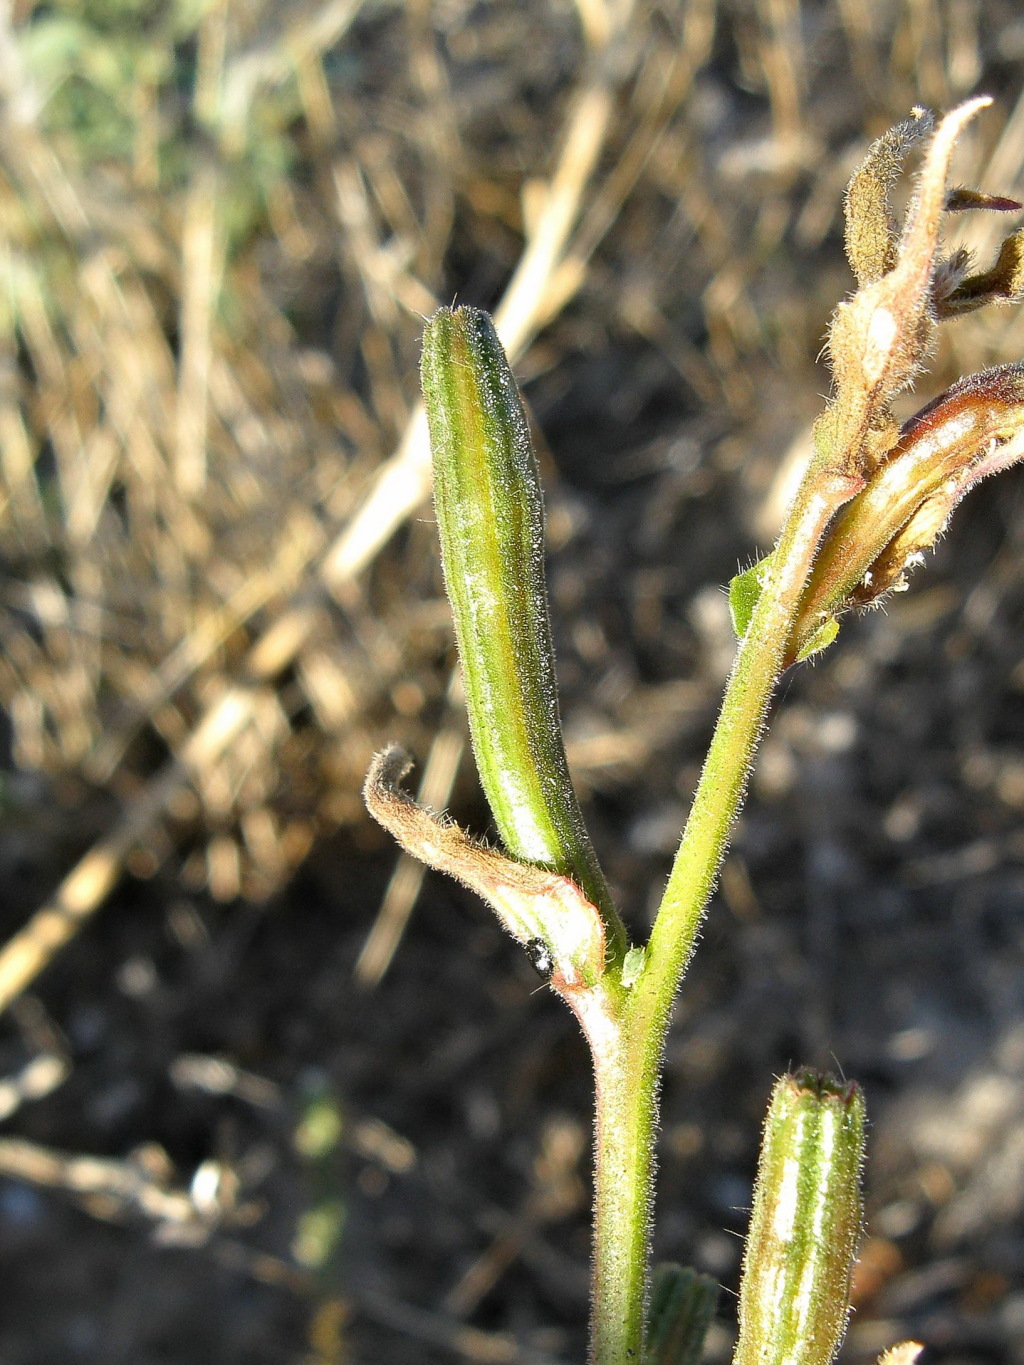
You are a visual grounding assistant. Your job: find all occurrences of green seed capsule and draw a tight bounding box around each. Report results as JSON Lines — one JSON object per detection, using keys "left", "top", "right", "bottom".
{"left": 735, "top": 1070, "right": 865, "bottom": 1365}
{"left": 421, "top": 306, "right": 621, "bottom": 947}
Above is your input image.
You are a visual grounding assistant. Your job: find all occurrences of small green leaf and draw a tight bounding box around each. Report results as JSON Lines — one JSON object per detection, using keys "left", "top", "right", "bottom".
{"left": 644, "top": 1263, "right": 719, "bottom": 1365}
{"left": 735, "top": 1071, "right": 866, "bottom": 1365}
{"left": 794, "top": 616, "right": 840, "bottom": 662}
{"left": 731, "top": 553, "right": 837, "bottom": 664}
{"left": 728, "top": 556, "right": 771, "bottom": 641}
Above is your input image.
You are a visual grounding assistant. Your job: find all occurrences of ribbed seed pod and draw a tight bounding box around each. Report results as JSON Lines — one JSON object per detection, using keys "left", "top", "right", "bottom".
{"left": 734, "top": 1070, "right": 865, "bottom": 1365}
{"left": 421, "top": 307, "right": 619, "bottom": 944}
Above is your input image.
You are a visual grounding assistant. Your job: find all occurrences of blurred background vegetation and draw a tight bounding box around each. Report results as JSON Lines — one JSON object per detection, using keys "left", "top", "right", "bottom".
{"left": 1, "top": 0, "right": 1024, "bottom": 1361}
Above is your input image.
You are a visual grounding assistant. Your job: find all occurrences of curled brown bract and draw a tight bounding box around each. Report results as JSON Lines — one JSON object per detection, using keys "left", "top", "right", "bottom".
{"left": 364, "top": 747, "right": 606, "bottom": 988}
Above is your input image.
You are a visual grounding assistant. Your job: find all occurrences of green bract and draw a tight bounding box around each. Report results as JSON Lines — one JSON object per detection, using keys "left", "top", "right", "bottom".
{"left": 644, "top": 1263, "right": 719, "bottom": 1365}
{"left": 735, "top": 1071, "right": 866, "bottom": 1365}
{"left": 421, "top": 306, "right": 622, "bottom": 951}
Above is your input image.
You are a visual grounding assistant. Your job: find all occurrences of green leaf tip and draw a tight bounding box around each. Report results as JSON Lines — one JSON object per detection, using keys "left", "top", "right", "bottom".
{"left": 421, "top": 306, "right": 624, "bottom": 955}
{"left": 621, "top": 945, "right": 646, "bottom": 989}
{"left": 794, "top": 616, "right": 839, "bottom": 663}
{"left": 645, "top": 1263, "right": 719, "bottom": 1365}
{"left": 734, "top": 1070, "right": 865, "bottom": 1365}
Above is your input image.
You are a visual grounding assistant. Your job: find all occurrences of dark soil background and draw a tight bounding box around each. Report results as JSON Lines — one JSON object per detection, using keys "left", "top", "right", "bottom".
{"left": 1, "top": 2, "right": 1024, "bottom": 1362}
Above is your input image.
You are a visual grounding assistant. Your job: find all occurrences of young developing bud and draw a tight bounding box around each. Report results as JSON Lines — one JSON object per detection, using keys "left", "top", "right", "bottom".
{"left": 420, "top": 306, "right": 624, "bottom": 954}
{"left": 734, "top": 1071, "right": 865, "bottom": 1365}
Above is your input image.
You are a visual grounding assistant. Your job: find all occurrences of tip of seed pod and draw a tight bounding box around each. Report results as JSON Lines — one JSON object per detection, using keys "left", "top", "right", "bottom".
{"left": 790, "top": 1067, "right": 862, "bottom": 1107}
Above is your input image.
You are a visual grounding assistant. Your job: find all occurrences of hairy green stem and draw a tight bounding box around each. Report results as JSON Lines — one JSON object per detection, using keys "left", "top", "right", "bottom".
{"left": 581, "top": 469, "right": 857, "bottom": 1365}
{"left": 636, "top": 471, "right": 853, "bottom": 1025}
{"left": 569, "top": 981, "right": 657, "bottom": 1365}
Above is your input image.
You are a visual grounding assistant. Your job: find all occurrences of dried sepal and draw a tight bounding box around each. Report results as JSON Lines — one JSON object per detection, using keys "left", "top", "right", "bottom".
{"left": 944, "top": 187, "right": 1023, "bottom": 213}
{"left": 930, "top": 244, "right": 974, "bottom": 303}
{"left": 364, "top": 747, "right": 607, "bottom": 989}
